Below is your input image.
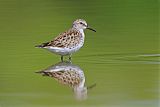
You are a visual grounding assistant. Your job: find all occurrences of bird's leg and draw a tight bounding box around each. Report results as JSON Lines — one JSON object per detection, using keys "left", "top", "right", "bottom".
{"left": 69, "top": 55, "right": 72, "bottom": 61}
{"left": 61, "top": 56, "right": 63, "bottom": 62}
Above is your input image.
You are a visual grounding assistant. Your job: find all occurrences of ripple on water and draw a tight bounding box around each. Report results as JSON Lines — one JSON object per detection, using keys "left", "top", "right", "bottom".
{"left": 77, "top": 53, "right": 160, "bottom": 65}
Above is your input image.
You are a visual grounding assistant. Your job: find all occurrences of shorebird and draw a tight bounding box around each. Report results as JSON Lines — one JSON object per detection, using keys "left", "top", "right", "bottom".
{"left": 36, "top": 61, "right": 96, "bottom": 100}
{"left": 36, "top": 61, "right": 88, "bottom": 100}
{"left": 35, "top": 19, "right": 96, "bottom": 61}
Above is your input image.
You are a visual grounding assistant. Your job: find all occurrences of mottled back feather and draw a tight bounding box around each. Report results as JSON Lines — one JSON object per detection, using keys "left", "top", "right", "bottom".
{"left": 43, "top": 70, "right": 81, "bottom": 88}
{"left": 36, "top": 28, "right": 81, "bottom": 48}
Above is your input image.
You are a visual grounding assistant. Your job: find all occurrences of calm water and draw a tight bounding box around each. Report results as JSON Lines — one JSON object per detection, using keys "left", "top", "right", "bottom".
{"left": 0, "top": 0, "right": 159, "bottom": 107}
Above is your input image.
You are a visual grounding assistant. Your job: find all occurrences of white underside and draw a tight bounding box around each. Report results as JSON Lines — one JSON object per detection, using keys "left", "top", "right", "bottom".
{"left": 44, "top": 44, "right": 83, "bottom": 56}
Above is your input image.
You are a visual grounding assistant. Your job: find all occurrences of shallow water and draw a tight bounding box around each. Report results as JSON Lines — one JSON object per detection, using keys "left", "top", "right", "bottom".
{"left": 0, "top": 0, "right": 159, "bottom": 107}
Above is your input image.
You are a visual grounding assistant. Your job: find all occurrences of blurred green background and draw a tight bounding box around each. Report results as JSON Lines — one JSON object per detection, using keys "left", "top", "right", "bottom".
{"left": 0, "top": 0, "right": 159, "bottom": 107}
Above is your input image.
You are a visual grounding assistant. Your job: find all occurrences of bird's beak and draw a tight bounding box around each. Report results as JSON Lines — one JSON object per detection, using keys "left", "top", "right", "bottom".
{"left": 86, "top": 26, "right": 96, "bottom": 32}
{"left": 87, "top": 83, "right": 96, "bottom": 90}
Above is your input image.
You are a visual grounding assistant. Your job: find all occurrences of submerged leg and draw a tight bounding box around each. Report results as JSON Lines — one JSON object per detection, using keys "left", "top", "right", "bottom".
{"left": 61, "top": 56, "right": 63, "bottom": 62}
{"left": 69, "top": 55, "right": 72, "bottom": 61}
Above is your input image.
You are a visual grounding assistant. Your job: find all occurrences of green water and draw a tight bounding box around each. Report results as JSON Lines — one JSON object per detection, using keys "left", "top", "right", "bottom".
{"left": 0, "top": 0, "right": 159, "bottom": 107}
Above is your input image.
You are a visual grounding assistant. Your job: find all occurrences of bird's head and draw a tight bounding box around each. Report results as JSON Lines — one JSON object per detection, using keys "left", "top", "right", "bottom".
{"left": 72, "top": 19, "right": 96, "bottom": 32}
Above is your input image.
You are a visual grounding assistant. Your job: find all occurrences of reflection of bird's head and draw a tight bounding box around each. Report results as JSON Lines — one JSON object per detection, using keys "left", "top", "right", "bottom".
{"left": 73, "top": 83, "right": 96, "bottom": 100}
{"left": 74, "top": 86, "right": 88, "bottom": 100}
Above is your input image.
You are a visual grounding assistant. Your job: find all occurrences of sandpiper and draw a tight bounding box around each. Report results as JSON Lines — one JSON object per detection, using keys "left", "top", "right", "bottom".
{"left": 35, "top": 19, "right": 96, "bottom": 61}
{"left": 36, "top": 61, "right": 88, "bottom": 100}
{"left": 36, "top": 61, "right": 96, "bottom": 100}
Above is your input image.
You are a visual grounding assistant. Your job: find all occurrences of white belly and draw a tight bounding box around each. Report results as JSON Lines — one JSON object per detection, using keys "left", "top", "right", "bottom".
{"left": 45, "top": 43, "right": 83, "bottom": 56}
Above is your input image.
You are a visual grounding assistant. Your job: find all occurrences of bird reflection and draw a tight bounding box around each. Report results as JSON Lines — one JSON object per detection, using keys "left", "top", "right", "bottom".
{"left": 36, "top": 61, "right": 95, "bottom": 100}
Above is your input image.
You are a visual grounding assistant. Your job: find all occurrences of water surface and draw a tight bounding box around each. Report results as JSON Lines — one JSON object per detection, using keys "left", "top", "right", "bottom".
{"left": 0, "top": 0, "right": 159, "bottom": 107}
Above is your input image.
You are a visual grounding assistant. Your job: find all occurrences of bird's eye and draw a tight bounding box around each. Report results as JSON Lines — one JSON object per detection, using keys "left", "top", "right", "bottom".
{"left": 80, "top": 22, "right": 83, "bottom": 24}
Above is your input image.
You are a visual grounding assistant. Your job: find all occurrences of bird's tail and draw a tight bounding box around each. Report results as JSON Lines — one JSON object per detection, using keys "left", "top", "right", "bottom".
{"left": 35, "top": 42, "right": 49, "bottom": 48}
{"left": 35, "top": 70, "right": 49, "bottom": 76}
{"left": 35, "top": 44, "right": 43, "bottom": 48}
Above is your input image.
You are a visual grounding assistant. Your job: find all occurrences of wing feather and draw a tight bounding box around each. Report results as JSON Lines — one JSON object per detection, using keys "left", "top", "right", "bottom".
{"left": 36, "top": 28, "right": 81, "bottom": 48}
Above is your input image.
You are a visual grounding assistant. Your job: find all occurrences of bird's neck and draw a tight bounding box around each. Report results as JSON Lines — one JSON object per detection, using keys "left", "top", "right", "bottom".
{"left": 72, "top": 27, "right": 85, "bottom": 38}
{"left": 78, "top": 29, "right": 84, "bottom": 35}
{"left": 80, "top": 29, "right": 85, "bottom": 40}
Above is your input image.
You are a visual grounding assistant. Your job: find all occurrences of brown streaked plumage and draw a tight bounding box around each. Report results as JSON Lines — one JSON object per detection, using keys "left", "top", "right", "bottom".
{"left": 44, "top": 70, "right": 81, "bottom": 88}
{"left": 37, "top": 28, "right": 81, "bottom": 48}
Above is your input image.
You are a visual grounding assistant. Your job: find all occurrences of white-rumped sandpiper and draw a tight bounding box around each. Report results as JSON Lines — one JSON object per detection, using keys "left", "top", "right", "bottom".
{"left": 35, "top": 19, "right": 96, "bottom": 61}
